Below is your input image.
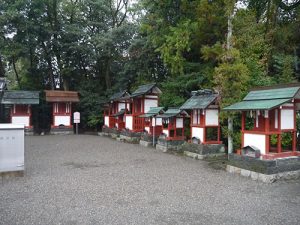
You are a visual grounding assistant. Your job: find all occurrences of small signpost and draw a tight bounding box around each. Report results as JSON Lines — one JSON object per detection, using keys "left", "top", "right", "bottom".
{"left": 73, "top": 112, "right": 80, "bottom": 135}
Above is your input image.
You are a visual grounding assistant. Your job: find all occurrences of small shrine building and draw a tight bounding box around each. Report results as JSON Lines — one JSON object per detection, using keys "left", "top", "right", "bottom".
{"left": 103, "top": 90, "right": 130, "bottom": 130}
{"left": 1, "top": 91, "right": 39, "bottom": 128}
{"left": 45, "top": 90, "right": 79, "bottom": 129}
{"left": 180, "top": 90, "right": 221, "bottom": 144}
{"left": 124, "top": 83, "right": 162, "bottom": 132}
{"left": 224, "top": 85, "right": 300, "bottom": 159}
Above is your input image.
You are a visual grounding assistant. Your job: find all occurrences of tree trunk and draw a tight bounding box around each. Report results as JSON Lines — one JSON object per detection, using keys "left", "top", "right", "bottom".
{"left": 12, "top": 57, "right": 21, "bottom": 89}
{"left": 41, "top": 42, "right": 55, "bottom": 90}
{"left": 105, "top": 57, "right": 112, "bottom": 90}
{"left": 228, "top": 117, "right": 233, "bottom": 156}
{"left": 226, "top": 9, "right": 234, "bottom": 51}
{"left": 0, "top": 55, "right": 5, "bottom": 77}
{"left": 226, "top": 1, "right": 235, "bottom": 154}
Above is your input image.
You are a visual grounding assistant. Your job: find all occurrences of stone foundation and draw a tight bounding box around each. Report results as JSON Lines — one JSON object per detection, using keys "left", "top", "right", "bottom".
{"left": 228, "top": 154, "right": 300, "bottom": 174}
{"left": 119, "top": 130, "right": 142, "bottom": 144}
{"left": 181, "top": 142, "right": 225, "bottom": 159}
{"left": 227, "top": 165, "right": 300, "bottom": 183}
{"left": 101, "top": 127, "right": 120, "bottom": 138}
{"left": 155, "top": 138, "right": 185, "bottom": 152}
{"left": 50, "top": 127, "right": 74, "bottom": 135}
{"left": 139, "top": 133, "right": 157, "bottom": 147}
{"left": 227, "top": 154, "right": 300, "bottom": 182}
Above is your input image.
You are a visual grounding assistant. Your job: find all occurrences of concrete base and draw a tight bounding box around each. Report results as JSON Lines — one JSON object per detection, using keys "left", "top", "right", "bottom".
{"left": 226, "top": 165, "right": 300, "bottom": 183}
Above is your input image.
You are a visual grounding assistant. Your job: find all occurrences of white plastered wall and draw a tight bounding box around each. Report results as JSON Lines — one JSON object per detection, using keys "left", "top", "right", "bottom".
{"left": 104, "top": 116, "right": 109, "bottom": 127}
{"left": 192, "top": 127, "right": 204, "bottom": 142}
{"left": 243, "top": 133, "right": 266, "bottom": 154}
{"left": 12, "top": 116, "right": 30, "bottom": 127}
{"left": 156, "top": 118, "right": 162, "bottom": 126}
{"left": 205, "top": 109, "right": 219, "bottom": 126}
{"left": 280, "top": 109, "right": 294, "bottom": 129}
{"left": 125, "top": 115, "right": 133, "bottom": 130}
{"left": 118, "top": 103, "right": 125, "bottom": 111}
{"left": 162, "top": 129, "right": 169, "bottom": 137}
{"left": 145, "top": 127, "right": 150, "bottom": 133}
{"left": 176, "top": 118, "right": 183, "bottom": 128}
{"left": 54, "top": 116, "right": 70, "bottom": 126}
{"left": 144, "top": 99, "right": 158, "bottom": 113}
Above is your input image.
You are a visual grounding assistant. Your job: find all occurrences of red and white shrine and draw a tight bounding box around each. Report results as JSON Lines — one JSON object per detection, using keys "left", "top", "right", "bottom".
{"left": 124, "top": 83, "right": 162, "bottom": 132}
{"left": 103, "top": 91, "right": 130, "bottom": 130}
{"left": 224, "top": 85, "right": 300, "bottom": 159}
{"left": 180, "top": 90, "right": 221, "bottom": 144}
{"left": 45, "top": 90, "right": 79, "bottom": 129}
{"left": 140, "top": 107, "right": 164, "bottom": 136}
{"left": 156, "top": 108, "right": 188, "bottom": 141}
{"left": 1, "top": 91, "right": 39, "bottom": 128}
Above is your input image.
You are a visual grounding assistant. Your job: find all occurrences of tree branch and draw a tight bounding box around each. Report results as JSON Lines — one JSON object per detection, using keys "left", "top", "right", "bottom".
{"left": 275, "top": 0, "right": 300, "bottom": 11}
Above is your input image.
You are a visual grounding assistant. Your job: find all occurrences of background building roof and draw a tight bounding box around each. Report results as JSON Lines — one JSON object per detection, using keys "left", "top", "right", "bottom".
{"left": 1, "top": 91, "right": 40, "bottom": 104}
{"left": 45, "top": 90, "right": 79, "bottom": 102}
{"left": 130, "top": 83, "right": 161, "bottom": 98}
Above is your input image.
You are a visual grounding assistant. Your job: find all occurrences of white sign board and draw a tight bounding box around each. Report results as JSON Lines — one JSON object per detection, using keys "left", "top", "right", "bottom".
{"left": 73, "top": 112, "right": 80, "bottom": 123}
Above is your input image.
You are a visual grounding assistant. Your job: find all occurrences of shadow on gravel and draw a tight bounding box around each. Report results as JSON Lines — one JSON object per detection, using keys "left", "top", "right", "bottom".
{"left": 62, "top": 162, "right": 104, "bottom": 170}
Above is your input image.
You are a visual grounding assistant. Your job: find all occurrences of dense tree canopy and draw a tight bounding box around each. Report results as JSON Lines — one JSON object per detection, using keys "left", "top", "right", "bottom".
{"left": 0, "top": 0, "right": 299, "bottom": 132}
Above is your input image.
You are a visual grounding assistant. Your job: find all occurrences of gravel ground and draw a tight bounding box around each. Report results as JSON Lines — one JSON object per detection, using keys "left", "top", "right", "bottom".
{"left": 0, "top": 135, "right": 300, "bottom": 225}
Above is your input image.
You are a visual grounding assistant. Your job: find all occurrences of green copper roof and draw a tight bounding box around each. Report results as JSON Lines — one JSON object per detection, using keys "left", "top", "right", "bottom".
{"left": 224, "top": 86, "right": 300, "bottom": 111}
{"left": 131, "top": 83, "right": 161, "bottom": 98}
{"left": 109, "top": 90, "right": 129, "bottom": 101}
{"left": 224, "top": 99, "right": 291, "bottom": 111}
{"left": 244, "top": 87, "right": 300, "bottom": 101}
{"left": 1, "top": 91, "right": 40, "bottom": 105}
{"left": 180, "top": 93, "right": 217, "bottom": 110}
{"left": 112, "top": 109, "right": 126, "bottom": 117}
{"left": 139, "top": 107, "right": 164, "bottom": 118}
{"left": 157, "top": 108, "right": 188, "bottom": 118}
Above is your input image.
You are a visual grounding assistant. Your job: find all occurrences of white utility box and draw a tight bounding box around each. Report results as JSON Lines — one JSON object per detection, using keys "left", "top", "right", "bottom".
{"left": 0, "top": 124, "right": 24, "bottom": 173}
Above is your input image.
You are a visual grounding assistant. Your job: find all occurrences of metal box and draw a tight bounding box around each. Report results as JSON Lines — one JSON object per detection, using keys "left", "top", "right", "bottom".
{"left": 0, "top": 124, "right": 24, "bottom": 173}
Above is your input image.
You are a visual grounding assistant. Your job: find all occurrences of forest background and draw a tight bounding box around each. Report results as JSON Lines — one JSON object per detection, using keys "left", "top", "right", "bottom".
{"left": 0, "top": 0, "right": 299, "bottom": 147}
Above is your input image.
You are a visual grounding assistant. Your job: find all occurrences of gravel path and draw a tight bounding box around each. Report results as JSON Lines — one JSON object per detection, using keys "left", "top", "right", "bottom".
{"left": 0, "top": 135, "right": 299, "bottom": 225}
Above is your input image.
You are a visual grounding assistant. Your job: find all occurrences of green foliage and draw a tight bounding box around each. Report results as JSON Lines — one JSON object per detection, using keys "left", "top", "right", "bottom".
{"left": 160, "top": 73, "right": 205, "bottom": 107}
{"left": 214, "top": 49, "right": 250, "bottom": 109}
